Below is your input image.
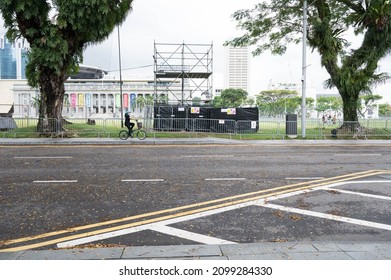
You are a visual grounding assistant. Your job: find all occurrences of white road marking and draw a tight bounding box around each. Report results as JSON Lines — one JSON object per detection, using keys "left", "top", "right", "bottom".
{"left": 14, "top": 156, "right": 73, "bottom": 159}
{"left": 57, "top": 224, "right": 154, "bottom": 248}
{"left": 33, "top": 180, "right": 77, "bottom": 183}
{"left": 57, "top": 222, "right": 236, "bottom": 248}
{"left": 322, "top": 188, "right": 391, "bottom": 201}
{"left": 121, "top": 179, "right": 164, "bottom": 182}
{"left": 57, "top": 179, "right": 391, "bottom": 248}
{"left": 333, "top": 154, "right": 382, "bottom": 157}
{"left": 57, "top": 197, "right": 253, "bottom": 248}
{"left": 259, "top": 203, "right": 391, "bottom": 231}
{"left": 319, "top": 180, "right": 391, "bottom": 201}
{"left": 286, "top": 177, "right": 325, "bottom": 180}
{"left": 205, "top": 178, "right": 246, "bottom": 181}
{"left": 152, "top": 225, "right": 236, "bottom": 245}
{"left": 264, "top": 180, "right": 391, "bottom": 203}
{"left": 322, "top": 180, "right": 391, "bottom": 186}
{"left": 180, "top": 155, "right": 234, "bottom": 158}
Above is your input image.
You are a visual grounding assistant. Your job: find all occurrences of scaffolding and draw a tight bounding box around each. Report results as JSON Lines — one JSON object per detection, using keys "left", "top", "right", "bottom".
{"left": 153, "top": 42, "right": 213, "bottom": 105}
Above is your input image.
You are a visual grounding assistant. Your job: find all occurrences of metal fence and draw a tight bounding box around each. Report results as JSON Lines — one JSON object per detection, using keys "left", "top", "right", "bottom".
{"left": 1, "top": 117, "right": 391, "bottom": 139}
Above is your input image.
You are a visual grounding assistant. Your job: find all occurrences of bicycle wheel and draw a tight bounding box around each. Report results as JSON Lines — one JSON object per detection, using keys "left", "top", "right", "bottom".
{"left": 119, "top": 130, "right": 129, "bottom": 140}
{"left": 136, "top": 130, "right": 147, "bottom": 140}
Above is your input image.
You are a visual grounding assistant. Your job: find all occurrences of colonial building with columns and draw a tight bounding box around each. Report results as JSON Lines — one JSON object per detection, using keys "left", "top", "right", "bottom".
{"left": 5, "top": 78, "right": 172, "bottom": 119}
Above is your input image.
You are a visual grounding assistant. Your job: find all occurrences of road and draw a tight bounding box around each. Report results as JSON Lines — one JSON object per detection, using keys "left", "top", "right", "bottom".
{"left": 1, "top": 142, "right": 391, "bottom": 251}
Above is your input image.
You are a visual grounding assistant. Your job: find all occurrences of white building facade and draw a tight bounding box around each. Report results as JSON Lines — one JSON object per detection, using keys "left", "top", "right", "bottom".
{"left": 5, "top": 79, "right": 168, "bottom": 118}
{"left": 224, "top": 46, "right": 249, "bottom": 92}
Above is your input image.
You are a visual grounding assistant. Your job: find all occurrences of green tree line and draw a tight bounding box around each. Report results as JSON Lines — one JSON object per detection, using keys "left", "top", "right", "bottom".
{"left": 225, "top": 0, "right": 391, "bottom": 125}
{"left": 209, "top": 88, "right": 389, "bottom": 118}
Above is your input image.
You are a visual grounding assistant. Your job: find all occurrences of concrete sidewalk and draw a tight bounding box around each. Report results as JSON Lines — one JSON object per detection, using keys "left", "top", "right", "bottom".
{"left": 1, "top": 242, "right": 391, "bottom": 260}
{"left": 1, "top": 136, "right": 238, "bottom": 146}
{"left": 0, "top": 136, "right": 390, "bottom": 146}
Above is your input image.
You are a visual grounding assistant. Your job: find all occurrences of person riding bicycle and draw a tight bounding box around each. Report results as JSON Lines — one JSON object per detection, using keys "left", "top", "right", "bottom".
{"left": 124, "top": 112, "right": 135, "bottom": 135}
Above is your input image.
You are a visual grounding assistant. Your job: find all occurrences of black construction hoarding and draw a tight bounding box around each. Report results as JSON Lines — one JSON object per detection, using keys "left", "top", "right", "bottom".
{"left": 153, "top": 105, "right": 259, "bottom": 133}
{"left": 209, "top": 107, "right": 259, "bottom": 133}
{"left": 153, "top": 105, "right": 187, "bottom": 131}
{"left": 186, "top": 106, "right": 212, "bottom": 132}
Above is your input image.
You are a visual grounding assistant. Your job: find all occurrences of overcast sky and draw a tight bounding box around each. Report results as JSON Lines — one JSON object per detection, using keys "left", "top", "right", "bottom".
{"left": 83, "top": 0, "right": 264, "bottom": 83}
{"left": 82, "top": 0, "right": 391, "bottom": 102}
{"left": 83, "top": 0, "right": 322, "bottom": 97}
{"left": 2, "top": 0, "right": 391, "bottom": 102}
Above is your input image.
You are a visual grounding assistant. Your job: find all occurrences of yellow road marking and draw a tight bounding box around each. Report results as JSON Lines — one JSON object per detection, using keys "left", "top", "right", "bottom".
{"left": 0, "top": 170, "right": 388, "bottom": 252}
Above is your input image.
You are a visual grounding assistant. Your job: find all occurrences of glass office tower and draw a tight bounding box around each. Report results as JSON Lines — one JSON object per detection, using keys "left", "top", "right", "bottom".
{"left": 0, "top": 36, "right": 28, "bottom": 79}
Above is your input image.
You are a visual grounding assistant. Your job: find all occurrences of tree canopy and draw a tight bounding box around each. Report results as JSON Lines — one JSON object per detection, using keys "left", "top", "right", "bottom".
{"left": 315, "top": 95, "right": 343, "bottom": 116}
{"left": 226, "top": 0, "right": 391, "bottom": 124}
{"left": 358, "top": 93, "right": 383, "bottom": 118}
{"left": 0, "top": 0, "right": 134, "bottom": 132}
{"left": 379, "top": 103, "right": 391, "bottom": 117}
{"left": 256, "top": 89, "right": 315, "bottom": 117}
{"left": 211, "top": 88, "right": 248, "bottom": 108}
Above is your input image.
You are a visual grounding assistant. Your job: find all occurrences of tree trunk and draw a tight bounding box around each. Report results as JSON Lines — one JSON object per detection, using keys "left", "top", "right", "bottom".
{"left": 340, "top": 91, "right": 361, "bottom": 131}
{"left": 37, "top": 69, "right": 66, "bottom": 134}
{"left": 341, "top": 92, "right": 359, "bottom": 123}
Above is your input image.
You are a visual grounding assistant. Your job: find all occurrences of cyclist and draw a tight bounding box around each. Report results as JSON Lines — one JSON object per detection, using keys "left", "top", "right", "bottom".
{"left": 124, "top": 112, "right": 135, "bottom": 135}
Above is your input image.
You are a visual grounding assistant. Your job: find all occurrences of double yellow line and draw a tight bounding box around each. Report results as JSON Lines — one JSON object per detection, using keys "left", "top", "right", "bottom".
{"left": 0, "top": 169, "right": 387, "bottom": 252}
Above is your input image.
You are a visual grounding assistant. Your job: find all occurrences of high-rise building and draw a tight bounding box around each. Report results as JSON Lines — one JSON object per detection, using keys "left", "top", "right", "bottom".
{"left": 225, "top": 46, "right": 249, "bottom": 92}
{"left": 0, "top": 35, "right": 29, "bottom": 79}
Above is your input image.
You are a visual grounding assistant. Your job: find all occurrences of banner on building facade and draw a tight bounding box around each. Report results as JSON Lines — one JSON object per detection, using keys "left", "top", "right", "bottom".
{"left": 78, "top": 94, "right": 84, "bottom": 107}
{"left": 70, "top": 93, "right": 76, "bottom": 108}
{"left": 123, "top": 94, "right": 129, "bottom": 109}
{"left": 130, "top": 93, "right": 136, "bottom": 106}
{"left": 86, "top": 94, "right": 91, "bottom": 107}
{"left": 115, "top": 94, "right": 120, "bottom": 108}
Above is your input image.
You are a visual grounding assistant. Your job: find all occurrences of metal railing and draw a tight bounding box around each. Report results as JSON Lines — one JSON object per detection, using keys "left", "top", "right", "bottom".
{"left": 1, "top": 117, "right": 391, "bottom": 139}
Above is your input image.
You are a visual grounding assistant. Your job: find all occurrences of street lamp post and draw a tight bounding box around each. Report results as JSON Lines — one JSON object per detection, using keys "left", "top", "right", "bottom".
{"left": 118, "top": 26, "right": 124, "bottom": 128}
{"left": 301, "top": 0, "right": 308, "bottom": 138}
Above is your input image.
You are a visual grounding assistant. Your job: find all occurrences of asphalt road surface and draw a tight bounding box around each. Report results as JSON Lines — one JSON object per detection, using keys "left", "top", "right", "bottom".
{"left": 1, "top": 142, "right": 391, "bottom": 251}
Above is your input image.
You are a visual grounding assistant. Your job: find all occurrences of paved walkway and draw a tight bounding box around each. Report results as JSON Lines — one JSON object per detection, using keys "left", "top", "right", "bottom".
{"left": 1, "top": 137, "right": 390, "bottom": 146}
{"left": 1, "top": 241, "right": 391, "bottom": 260}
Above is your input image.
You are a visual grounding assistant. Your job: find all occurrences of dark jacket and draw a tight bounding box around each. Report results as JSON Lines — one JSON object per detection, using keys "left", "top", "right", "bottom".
{"left": 125, "top": 113, "right": 130, "bottom": 126}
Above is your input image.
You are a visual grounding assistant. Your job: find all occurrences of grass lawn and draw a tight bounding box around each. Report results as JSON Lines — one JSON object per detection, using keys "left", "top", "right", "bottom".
{"left": 1, "top": 118, "right": 390, "bottom": 139}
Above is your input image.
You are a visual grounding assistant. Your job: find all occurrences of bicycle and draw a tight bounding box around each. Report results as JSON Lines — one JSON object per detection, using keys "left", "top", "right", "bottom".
{"left": 119, "top": 120, "right": 147, "bottom": 140}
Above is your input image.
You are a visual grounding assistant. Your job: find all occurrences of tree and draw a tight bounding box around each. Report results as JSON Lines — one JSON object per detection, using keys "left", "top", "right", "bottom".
{"left": 226, "top": 0, "right": 391, "bottom": 125}
{"left": 0, "top": 0, "right": 134, "bottom": 133}
{"left": 144, "top": 95, "right": 154, "bottom": 106}
{"left": 358, "top": 93, "right": 382, "bottom": 118}
{"left": 246, "top": 97, "right": 255, "bottom": 107}
{"left": 379, "top": 103, "right": 391, "bottom": 117}
{"left": 30, "top": 96, "right": 41, "bottom": 113}
{"left": 192, "top": 97, "right": 201, "bottom": 106}
{"left": 210, "top": 96, "right": 222, "bottom": 108}
{"left": 299, "top": 97, "right": 315, "bottom": 117}
{"left": 213, "top": 88, "right": 248, "bottom": 108}
{"left": 158, "top": 94, "right": 169, "bottom": 104}
{"left": 256, "top": 89, "right": 297, "bottom": 116}
{"left": 285, "top": 96, "right": 303, "bottom": 114}
{"left": 136, "top": 95, "right": 145, "bottom": 113}
{"left": 315, "top": 96, "right": 343, "bottom": 117}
